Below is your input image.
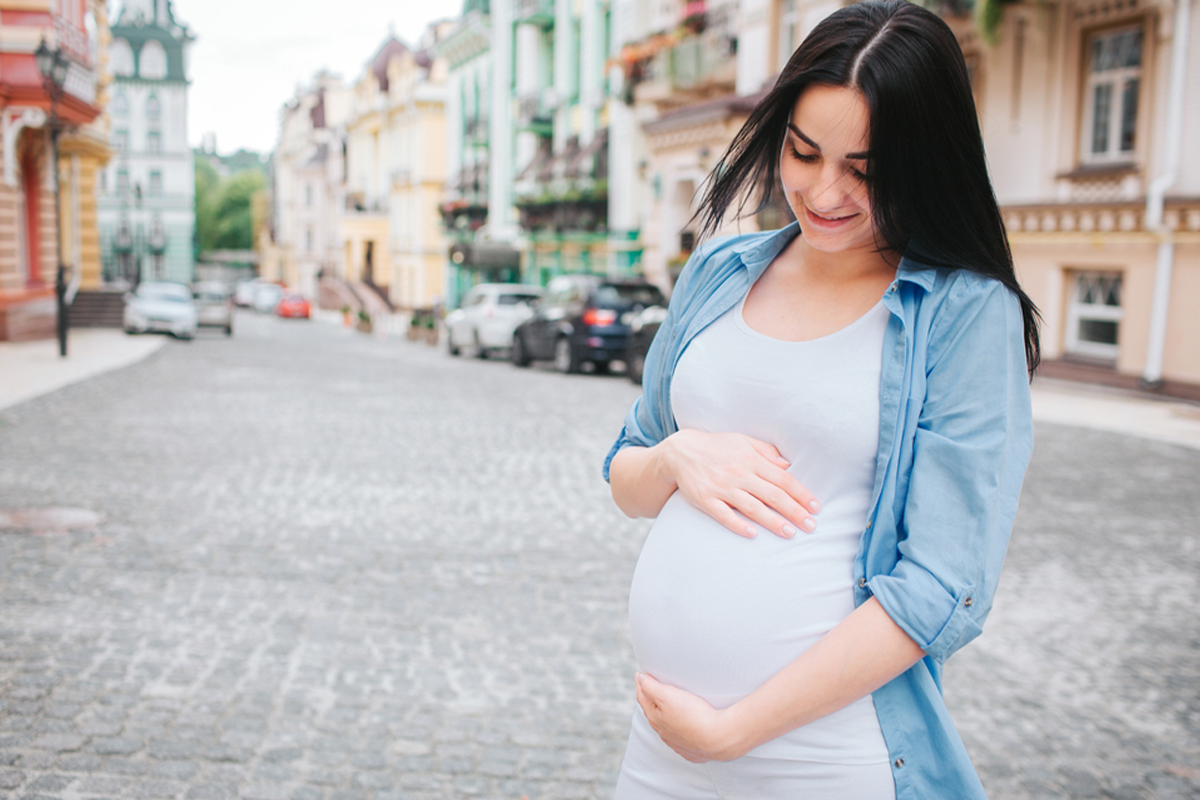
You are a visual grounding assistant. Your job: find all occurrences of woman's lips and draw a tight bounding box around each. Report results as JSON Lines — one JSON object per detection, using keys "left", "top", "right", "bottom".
{"left": 805, "top": 205, "right": 857, "bottom": 229}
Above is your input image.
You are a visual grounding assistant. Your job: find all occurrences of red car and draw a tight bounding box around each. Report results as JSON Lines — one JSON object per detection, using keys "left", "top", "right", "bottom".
{"left": 276, "top": 294, "right": 311, "bottom": 319}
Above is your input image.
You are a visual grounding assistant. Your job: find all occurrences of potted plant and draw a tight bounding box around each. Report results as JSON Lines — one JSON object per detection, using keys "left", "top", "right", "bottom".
{"left": 356, "top": 309, "right": 372, "bottom": 333}
{"left": 423, "top": 311, "right": 439, "bottom": 345}
{"left": 341, "top": 305, "right": 352, "bottom": 327}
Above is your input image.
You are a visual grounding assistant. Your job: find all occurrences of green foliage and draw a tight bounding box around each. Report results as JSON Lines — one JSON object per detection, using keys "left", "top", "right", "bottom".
{"left": 194, "top": 163, "right": 265, "bottom": 255}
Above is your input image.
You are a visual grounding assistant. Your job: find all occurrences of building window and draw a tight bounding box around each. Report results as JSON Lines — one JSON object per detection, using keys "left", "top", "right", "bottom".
{"left": 147, "top": 130, "right": 161, "bottom": 154}
{"left": 139, "top": 40, "right": 168, "bottom": 80}
{"left": 117, "top": 168, "right": 129, "bottom": 195}
{"left": 113, "top": 129, "right": 128, "bottom": 154}
{"left": 1065, "top": 271, "right": 1123, "bottom": 361}
{"left": 1081, "top": 26, "right": 1142, "bottom": 164}
{"left": 777, "top": 0, "right": 798, "bottom": 71}
{"left": 306, "top": 184, "right": 313, "bottom": 207}
{"left": 146, "top": 94, "right": 161, "bottom": 121}
{"left": 110, "top": 38, "right": 134, "bottom": 76}
{"left": 306, "top": 226, "right": 313, "bottom": 253}
{"left": 149, "top": 170, "right": 163, "bottom": 196}
{"left": 112, "top": 93, "right": 128, "bottom": 116}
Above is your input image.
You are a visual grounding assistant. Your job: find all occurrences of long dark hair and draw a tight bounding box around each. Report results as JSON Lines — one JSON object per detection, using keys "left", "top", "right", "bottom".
{"left": 694, "top": 0, "right": 1040, "bottom": 373}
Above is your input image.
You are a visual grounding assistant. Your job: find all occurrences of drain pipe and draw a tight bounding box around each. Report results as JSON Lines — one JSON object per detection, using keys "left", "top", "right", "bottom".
{"left": 1142, "top": 0, "right": 1192, "bottom": 387}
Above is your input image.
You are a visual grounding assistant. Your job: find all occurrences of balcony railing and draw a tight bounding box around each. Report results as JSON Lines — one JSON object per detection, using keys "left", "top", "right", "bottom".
{"left": 515, "top": 0, "right": 554, "bottom": 28}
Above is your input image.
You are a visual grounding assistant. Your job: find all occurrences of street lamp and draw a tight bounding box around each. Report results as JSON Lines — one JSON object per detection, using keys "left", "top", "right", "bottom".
{"left": 35, "top": 38, "right": 72, "bottom": 357}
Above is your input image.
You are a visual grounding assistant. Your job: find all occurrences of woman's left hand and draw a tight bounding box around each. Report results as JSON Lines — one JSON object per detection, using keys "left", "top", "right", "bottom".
{"left": 635, "top": 672, "right": 751, "bottom": 763}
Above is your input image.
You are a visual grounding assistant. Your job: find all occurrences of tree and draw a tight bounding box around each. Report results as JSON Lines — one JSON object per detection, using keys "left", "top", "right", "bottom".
{"left": 194, "top": 162, "right": 265, "bottom": 255}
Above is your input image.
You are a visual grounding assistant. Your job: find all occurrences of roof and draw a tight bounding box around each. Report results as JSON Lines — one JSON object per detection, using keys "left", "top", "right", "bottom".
{"left": 368, "top": 38, "right": 409, "bottom": 91}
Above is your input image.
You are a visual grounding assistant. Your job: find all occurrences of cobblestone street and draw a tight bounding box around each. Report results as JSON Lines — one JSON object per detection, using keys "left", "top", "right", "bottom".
{"left": 0, "top": 312, "right": 1196, "bottom": 800}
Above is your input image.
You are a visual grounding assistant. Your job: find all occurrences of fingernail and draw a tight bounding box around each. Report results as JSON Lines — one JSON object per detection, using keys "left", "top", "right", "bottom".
{"left": 809, "top": 500, "right": 821, "bottom": 513}
{"left": 745, "top": 525, "right": 757, "bottom": 537}
{"left": 781, "top": 524, "right": 797, "bottom": 538}
{"left": 802, "top": 518, "right": 817, "bottom": 532}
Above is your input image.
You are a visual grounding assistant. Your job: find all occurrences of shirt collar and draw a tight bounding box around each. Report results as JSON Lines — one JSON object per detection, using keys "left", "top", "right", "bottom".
{"left": 731, "top": 221, "right": 939, "bottom": 291}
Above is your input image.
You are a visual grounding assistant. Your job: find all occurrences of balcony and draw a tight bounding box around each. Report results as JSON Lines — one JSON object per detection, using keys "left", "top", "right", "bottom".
{"left": 620, "top": 3, "right": 738, "bottom": 106}
{"left": 515, "top": 0, "right": 554, "bottom": 29}
{"left": 516, "top": 93, "right": 553, "bottom": 134}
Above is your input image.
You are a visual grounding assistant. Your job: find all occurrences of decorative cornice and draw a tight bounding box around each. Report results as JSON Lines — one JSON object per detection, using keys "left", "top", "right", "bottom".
{"left": 1003, "top": 198, "right": 1200, "bottom": 242}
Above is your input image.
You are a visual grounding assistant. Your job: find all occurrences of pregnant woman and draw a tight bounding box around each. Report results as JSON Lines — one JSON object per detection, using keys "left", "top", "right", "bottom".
{"left": 604, "top": 2, "right": 1039, "bottom": 798}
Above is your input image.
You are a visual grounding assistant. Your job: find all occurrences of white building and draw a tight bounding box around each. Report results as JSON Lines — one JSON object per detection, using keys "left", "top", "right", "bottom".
{"left": 97, "top": 0, "right": 195, "bottom": 286}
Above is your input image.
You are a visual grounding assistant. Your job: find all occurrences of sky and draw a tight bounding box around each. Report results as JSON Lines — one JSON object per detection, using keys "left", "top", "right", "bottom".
{"left": 113, "top": 0, "right": 465, "bottom": 156}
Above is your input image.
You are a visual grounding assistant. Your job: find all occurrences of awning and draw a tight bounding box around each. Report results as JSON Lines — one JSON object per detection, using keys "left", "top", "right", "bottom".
{"left": 448, "top": 241, "right": 520, "bottom": 270}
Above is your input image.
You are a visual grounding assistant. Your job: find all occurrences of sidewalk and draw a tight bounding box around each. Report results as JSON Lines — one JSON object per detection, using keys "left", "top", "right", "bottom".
{"left": 1030, "top": 377, "right": 1200, "bottom": 451}
{"left": 0, "top": 329, "right": 165, "bottom": 412}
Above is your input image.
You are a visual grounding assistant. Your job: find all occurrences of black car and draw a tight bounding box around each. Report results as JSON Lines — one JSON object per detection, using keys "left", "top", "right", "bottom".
{"left": 511, "top": 275, "right": 666, "bottom": 373}
{"left": 624, "top": 305, "right": 668, "bottom": 385}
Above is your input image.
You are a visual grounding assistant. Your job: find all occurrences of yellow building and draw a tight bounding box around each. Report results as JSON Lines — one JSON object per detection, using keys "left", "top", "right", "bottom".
{"left": 340, "top": 30, "right": 450, "bottom": 311}
{"left": 0, "top": 0, "right": 111, "bottom": 340}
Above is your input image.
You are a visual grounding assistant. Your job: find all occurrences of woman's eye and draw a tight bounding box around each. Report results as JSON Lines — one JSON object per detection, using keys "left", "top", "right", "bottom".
{"left": 789, "top": 146, "right": 818, "bottom": 163}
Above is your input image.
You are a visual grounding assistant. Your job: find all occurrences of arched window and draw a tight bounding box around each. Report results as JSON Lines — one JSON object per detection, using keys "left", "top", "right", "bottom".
{"left": 110, "top": 38, "right": 134, "bottom": 76}
{"left": 146, "top": 94, "right": 161, "bottom": 121}
{"left": 139, "top": 39, "right": 167, "bottom": 80}
{"left": 112, "top": 93, "right": 128, "bottom": 116}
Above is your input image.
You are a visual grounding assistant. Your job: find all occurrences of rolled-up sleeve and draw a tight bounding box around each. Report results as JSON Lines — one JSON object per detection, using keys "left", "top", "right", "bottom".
{"left": 867, "top": 276, "right": 1034, "bottom": 664}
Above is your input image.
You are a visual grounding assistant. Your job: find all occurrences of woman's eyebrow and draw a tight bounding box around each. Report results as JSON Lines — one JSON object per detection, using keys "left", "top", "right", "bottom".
{"left": 787, "top": 123, "right": 870, "bottom": 161}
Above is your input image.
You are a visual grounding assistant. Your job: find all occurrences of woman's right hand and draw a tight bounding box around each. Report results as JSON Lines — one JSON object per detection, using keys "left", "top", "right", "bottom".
{"left": 662, "top": 429, "right": 821, "bottom": 539}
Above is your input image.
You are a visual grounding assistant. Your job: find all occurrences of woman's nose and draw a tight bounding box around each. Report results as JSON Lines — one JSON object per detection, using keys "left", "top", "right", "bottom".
{"left": 809, "top": 168, "right": 849, "bottom": 210}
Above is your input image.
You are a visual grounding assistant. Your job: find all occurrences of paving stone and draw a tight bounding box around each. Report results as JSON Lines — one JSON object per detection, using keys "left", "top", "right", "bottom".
{"left": 0, "top": 313, "right": 1195, "bottom": 800}
{"left": 0, "top": 767, "right": 24, "bottom": 789}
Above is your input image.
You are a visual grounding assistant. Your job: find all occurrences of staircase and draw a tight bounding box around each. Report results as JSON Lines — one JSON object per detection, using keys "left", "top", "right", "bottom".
{"left": 70, "top": 289, "right": 126, "bottom": 328}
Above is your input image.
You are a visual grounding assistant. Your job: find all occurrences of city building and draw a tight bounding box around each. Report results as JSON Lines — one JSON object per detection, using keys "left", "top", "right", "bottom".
{"left": 439, "top": 0, "right": 516, "bottom": 305}
{"left": 0, "top": 0, "right": 110, "bottom": 340}
{"left": 339, "top": 30, "right": 450, "bottom": 311}
{"left": 97, "top": 0, "right": 195, "bottom": 287}
{"left": 974, "top": 0, "right": 1200, "bottom": 392}
{"left": 264, "top": 71, "right": 350, "bottom": 299}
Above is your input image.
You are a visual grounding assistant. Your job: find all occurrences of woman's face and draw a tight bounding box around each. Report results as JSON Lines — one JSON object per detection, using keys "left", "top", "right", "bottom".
{"left": 780, "top": 84, "right": 878, "bottom": 255}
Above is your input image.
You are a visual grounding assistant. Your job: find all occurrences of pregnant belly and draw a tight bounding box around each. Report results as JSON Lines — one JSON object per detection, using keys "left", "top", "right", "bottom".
{"left": 628, "top": 493, "right": 861, "bottom": 709}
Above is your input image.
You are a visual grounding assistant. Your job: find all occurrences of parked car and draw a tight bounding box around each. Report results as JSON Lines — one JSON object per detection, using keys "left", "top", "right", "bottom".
{"left": 446, "top": 283, "right": 544, "bottom": 358}
{"left": 123, "top": 281, "right": 198, "bottom": 339}
{"left": 234, "top": 279, "right": 260, "bottom": 308}
{"left": 193, "top": 281, "right": 233, "bottom": 336}
{"left": 252, "top": 283, "right": 285, "bottom": 313}
{"left": 511, "top": 275, "right": 666, "bottom": 373}
{"left": 276, "top": 294, "right": 311, "bottom": 319}
{"left": 624, "top": 305, "right": 668, "bottom": 385}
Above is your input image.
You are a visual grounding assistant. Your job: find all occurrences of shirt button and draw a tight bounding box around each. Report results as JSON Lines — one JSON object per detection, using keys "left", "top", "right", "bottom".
{"left": 865, "top": 520, "right": 872, "bottom": 529}
{"left": 964, "top": 597, "right": 974, "bottom": 607}
{"left": 894, "top": 758, "right": 905, "bottom": 768}
{"left": 858, "top": 577, "right": 867, "bottom": 588}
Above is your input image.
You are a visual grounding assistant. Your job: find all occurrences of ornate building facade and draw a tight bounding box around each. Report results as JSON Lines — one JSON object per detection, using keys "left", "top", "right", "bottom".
{"left": 0, "top": 0, "right": 109, "bottom": 340}
{"left": 97, "top": 0, "right": 194, "bottom": 286}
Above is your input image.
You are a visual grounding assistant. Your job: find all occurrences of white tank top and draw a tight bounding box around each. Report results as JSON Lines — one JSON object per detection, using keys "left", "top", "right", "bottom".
{"left": 627, "top": 292, "right": 892, "bottom": 763}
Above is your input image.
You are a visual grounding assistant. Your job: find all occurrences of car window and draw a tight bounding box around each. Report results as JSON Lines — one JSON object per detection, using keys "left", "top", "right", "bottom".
{"left": 196, "top": 292, "right": 226, "bottom": 302}
{"left": 496, "top": 294, "right": 540, "bottom": 306}
{"left": 595, "top": 284, "right": 665, "bottom": 307}
{"left": 138, "top": 284, "right": 190, "bottom": 302}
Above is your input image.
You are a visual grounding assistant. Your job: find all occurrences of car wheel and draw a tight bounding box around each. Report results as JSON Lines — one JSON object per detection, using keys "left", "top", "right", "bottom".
{"left": 124, "top": 327, "right": 136, "bottom": 335}
{"left": 554, "top": 336, "right": 582, "bottom": 374}
{"left": 592, "top": 360, "right": 611, "bottom": 375}
{"left": 511, "top": 333, "right": 531, "bottom": 367}
{"left": 225, "top": 325, "right": 233, "bottom": 337}
{"left": 474, "top": 332, "right": 488, "bottom": 360}
{"left": 447, "top": 333, "right": 461, "bottom": 356}
{"left": 627, "top": 350, "right": 645, "bottom": 385}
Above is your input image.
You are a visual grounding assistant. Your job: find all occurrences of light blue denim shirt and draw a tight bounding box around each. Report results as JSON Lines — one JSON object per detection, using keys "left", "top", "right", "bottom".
{"left": 604, "top": 222, "right": 1033, "bottom": 799}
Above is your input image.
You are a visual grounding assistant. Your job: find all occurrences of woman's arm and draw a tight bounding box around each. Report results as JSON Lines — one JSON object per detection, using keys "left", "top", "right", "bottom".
{"left": 609, "top": 430, "right": 822, "bottom": 538}
{"left": 636, "top": 597, "right": 924, "bottom": 762}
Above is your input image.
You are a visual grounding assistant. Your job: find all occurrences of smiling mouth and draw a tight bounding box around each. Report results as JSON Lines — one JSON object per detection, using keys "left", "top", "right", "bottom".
{"left": 805, "top": 207, "right": 856, "bottom": 223}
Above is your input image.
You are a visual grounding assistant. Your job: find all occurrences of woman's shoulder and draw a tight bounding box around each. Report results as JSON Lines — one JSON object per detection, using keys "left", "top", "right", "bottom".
{"left": 675, "top": 227, "right": 789, "bottom": 295}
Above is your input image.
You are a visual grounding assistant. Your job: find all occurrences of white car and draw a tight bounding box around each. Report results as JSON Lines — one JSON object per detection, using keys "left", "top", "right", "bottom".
{"left": 445, "top": 283, "right": 545, "bottom": 358}
{"left": 252, "top": 283, "right": 285, "bottom": 313}
{"left": 123, "top": 281, "right": 199, "bottom": 339}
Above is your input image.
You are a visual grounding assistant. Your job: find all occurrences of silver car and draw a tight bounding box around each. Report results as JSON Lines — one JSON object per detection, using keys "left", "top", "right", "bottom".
{"left": 193, "top": 281, "right": 233, "bottom": 336}
{"left": 445, "top": 283, "right": 545, "bottom": 358}
{"left": 123, "top": 282, "right": 199, "bottom": 339}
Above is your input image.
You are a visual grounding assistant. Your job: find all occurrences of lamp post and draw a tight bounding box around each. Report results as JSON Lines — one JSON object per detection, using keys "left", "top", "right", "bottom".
{"left": 35, "top": 38, "right": 71, "bottom": 357}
